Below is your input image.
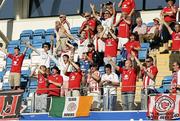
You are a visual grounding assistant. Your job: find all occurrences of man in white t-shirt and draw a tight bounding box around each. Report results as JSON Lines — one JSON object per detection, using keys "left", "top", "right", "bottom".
{"left": 25, "top": 42, "right": 51, "bottom": 68}
{"left": 100, "top": 64, "right": 119, "bottom": 111}
{"left": 90, "top": 3, "right": 115, "bottom": 34}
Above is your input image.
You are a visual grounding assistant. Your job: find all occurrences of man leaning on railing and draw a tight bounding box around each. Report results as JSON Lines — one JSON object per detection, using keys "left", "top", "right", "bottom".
{"left": 99, "top": 64, "right": 119, "bottom": 111}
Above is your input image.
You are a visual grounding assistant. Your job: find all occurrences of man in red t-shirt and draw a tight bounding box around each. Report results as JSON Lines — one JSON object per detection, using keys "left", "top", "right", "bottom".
{"left": 109, "top": 58, "right": 137, "bottom": 110}
{"left": 65, "top": 59, "right": 82, "bottom": 96}
{"left": 0, "top": 46, "right": 27, "bottom": 90}
{"left": 48, "top": 66, "right": 63, "bottom": 97}
{"left": 80, "top": 12, "right": 96, "bottom": 39}
{"left": 114, "top": 12, "right": 131, "bottom": 49}
{"left": 160, "top": 0, "right": 177, "bottom": 54}
{"left": 30, "top": 65, "right": 48, "bottom": 112}
{"left": 118, "top": 0, "right": 135, "bottom": 16}
{"left": 124, "top": 33, "right": 140, "bottom": 59}
{"left": 100, "top": 27, "right": 118, "bottom": 71}
{"left": 161, "top": 19, "right": 180, "bottom": 70}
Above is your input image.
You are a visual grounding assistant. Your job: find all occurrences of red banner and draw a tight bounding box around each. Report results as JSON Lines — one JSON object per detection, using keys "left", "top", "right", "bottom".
{"left": 0, "top": 90, "right": 23, "bottom": 119}
{"left": 147, "top": 94, "right": 180, "bottom": 120}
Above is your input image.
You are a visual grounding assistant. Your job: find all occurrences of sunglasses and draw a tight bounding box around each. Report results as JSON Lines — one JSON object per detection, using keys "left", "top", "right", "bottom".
{"left": 104, "top": 12, "right": 110, "bottom": 14}
{"left": 85, "top": 15, "right": 90, "bottom": 17}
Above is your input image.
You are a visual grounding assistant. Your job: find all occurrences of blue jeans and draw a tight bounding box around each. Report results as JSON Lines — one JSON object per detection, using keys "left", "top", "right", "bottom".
{"left": 103, "top": 94, "right": 117, "bottom": 111}
{"left": 121, "top": 92, "right": 135, "bottom": 110}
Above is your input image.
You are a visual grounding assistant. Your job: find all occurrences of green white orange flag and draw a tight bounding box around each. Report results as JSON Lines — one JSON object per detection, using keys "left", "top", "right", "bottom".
{"left": 49, "top": 96, "right": 93, "bottom": 118}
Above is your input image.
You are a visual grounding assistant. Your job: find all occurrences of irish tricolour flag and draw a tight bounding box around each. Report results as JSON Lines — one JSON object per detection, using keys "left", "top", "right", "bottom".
{"left": 49, "top": 96, "right": 93, "bottom": 118}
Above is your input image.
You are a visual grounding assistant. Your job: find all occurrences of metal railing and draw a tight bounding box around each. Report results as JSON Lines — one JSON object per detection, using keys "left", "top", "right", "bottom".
{"left": 17, "top": 85, "right": 180, "bottom": 113}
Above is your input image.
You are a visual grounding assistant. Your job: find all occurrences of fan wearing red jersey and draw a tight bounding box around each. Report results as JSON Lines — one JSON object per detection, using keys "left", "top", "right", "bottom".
{"left": 65, "top": 59, "right": 82, "bottom": 97}
{"left": 109, "top": 57, "right": 137, "bottom": 110}
{"left": 100, "top": 27, "right": 118, "bottom": 71}
{"left": 30, "top": 65, "right": 48, "bottom": 112}
{"left": 161, "top": 18, "right": 180, "bottom": 70}
{"left": 0, "top": 46, "right": 28, "bottom": 90}
{"left": 124, "top": 33, "right": 140, "bottom": 59}
{"left": 160, "top": 0, "right": 177, "bottom": 54}
{"left": 48, "top": 66, "right": 63, "bottom": 97}
{"left": 118, "top": 0, "right": 135, "bottom": 17}
{"left": 114, "top": 12, "right": 131, "bottom": 49}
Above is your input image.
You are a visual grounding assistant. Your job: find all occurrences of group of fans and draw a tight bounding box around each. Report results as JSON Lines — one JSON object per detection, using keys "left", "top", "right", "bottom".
{"left": 0, "top": 0, "right": 179, "bottom": 112}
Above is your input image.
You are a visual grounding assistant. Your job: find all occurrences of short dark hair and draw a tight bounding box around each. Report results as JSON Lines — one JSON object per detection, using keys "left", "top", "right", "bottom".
{"left": 90, "top": 63, "right": 98, "bottom": 68}
{"left": 14, "top": 46, "right": 20, "bottom": 51}
{"left": 105, "top": 64, "right": 112, "bottom": 70}
{"left": 130, "top": 32, "right": 139, "bottom": 40}
{"left": 106, "top": 1, "right": 113, "bottom": 5}
{"left": 51, "top": 66, "right": 60, "bottom": 74}
{"left": 173, "top": 61, "right": 180, "bottom": 67}
{"left": 166, "top": 0, "right": 176, "bottom": 4}
{"left": 42, "top": 42, "right": 51, "bottom": 50}
{"left": 75, "top": 62, "right": 81, "bottom": 68}
{"left": 63, "top": 54, "right": 69, "bottom": 59}
{"left": 87, "top": 43, "right": 95, "bottom": 47}
{"left": 146, "top": 56, "right": 154, "bottom": 62}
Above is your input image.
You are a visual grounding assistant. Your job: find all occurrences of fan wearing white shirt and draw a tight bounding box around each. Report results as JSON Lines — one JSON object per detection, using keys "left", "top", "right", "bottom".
{"left": 100, "top": 64, "right": 119, "bottom": 111}
{"left": 90, "top": 3, "right": 115, "bottom": 34}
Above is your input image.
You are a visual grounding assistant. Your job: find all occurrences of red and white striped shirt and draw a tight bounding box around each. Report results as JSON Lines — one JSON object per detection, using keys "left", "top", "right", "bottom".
{"left": 142, "top": 66, "right": 158, "bottom": 89}
{"left": 87, "top": 71, "right": 100, "bottom": 93}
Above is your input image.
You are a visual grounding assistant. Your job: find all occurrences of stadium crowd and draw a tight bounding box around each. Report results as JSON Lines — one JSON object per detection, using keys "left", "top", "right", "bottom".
{"left": 0, "top": 0, "right": 180, "bottom": 112}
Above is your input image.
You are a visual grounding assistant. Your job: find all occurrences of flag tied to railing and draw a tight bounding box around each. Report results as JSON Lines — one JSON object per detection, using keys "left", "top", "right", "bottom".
{"left": 0, "top": 90, "right": 23, "bottom": 119}
{"left": 147, "top": 94, "right": 180, "bottom": 120}
{"left": 49, "top": 96, "right": 93, "bottom": 118}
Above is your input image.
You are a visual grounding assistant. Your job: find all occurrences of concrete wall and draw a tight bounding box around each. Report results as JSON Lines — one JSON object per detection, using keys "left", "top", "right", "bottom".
{"left": 0, "top": 10, "right": 161, "bottom": 40}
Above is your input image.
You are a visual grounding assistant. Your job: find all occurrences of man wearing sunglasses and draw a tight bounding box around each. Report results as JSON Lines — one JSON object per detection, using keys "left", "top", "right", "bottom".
{"left": 80, "top": 12, "right": 96, "bottom": 39}
{"left": 132, "top": 52, "right": 158, "bottom": 110}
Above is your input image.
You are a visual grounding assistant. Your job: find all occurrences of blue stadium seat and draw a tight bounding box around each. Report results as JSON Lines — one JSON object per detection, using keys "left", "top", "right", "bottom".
{"left": 2, "top": 83, "right": 11, "bottom": 90}
{"left": 6, "top": 58, "right": 12, "bottom": 65}
{"left": 99, "top": 66, "right": 105, "bottom": 75}
{"left": 21, "top": 70, "right": 31, "bottom": 78}
{"left": 7, "top": 47, "right": 14, "bottom": 53}
{"left": 80, "top": 60, "right": 90, "bottom": 73}
{"left": 141, "top": 43, "right": 150, "bottom": 50}
{"left": 7, "top": 40, "right": 20, "bottom": 48}
{"left": 8, "top": 40, "right": 20, "bottom": 45}
{"left": 20, "top": 46, "right": 32, "bottom": 55}
{"left": 147, "top": 22, "right": 154, "bottom": 27}
{"left": 138, "top": 49, "right": 148, "bottom": 60}
{"left": 20, "top": 30, "right": 33, "bottom": 40}
{"left": 32, "top": 43, "right": 43, "bottom": 48}
{"left": 33, "top": 29, "right": 46, "bottom": 38}
{"left": 46, "top": 28, "right": 55, "bottom": 35}
{"left": 156, "top": 76, "right": 172, "bottom": 93}
{"left": 27, "top": 78, "right": 38, "bottom": 92}
{"left": 163, "top": 76, "right": 172, "bottom": 83}
{"left": 70, "top": 27, "right": 80, "bottom": 34}
{"left": 31, "top": 38, "right": 45, "bottom": 44}
{"left": 0, "top": 71, "right": 4, "bottom": 80}
{"left": 45, "top": 35, "right": 57, "bottom": 46}
{"left": 50, "top": 60, "right": 56, "bottom": 67}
